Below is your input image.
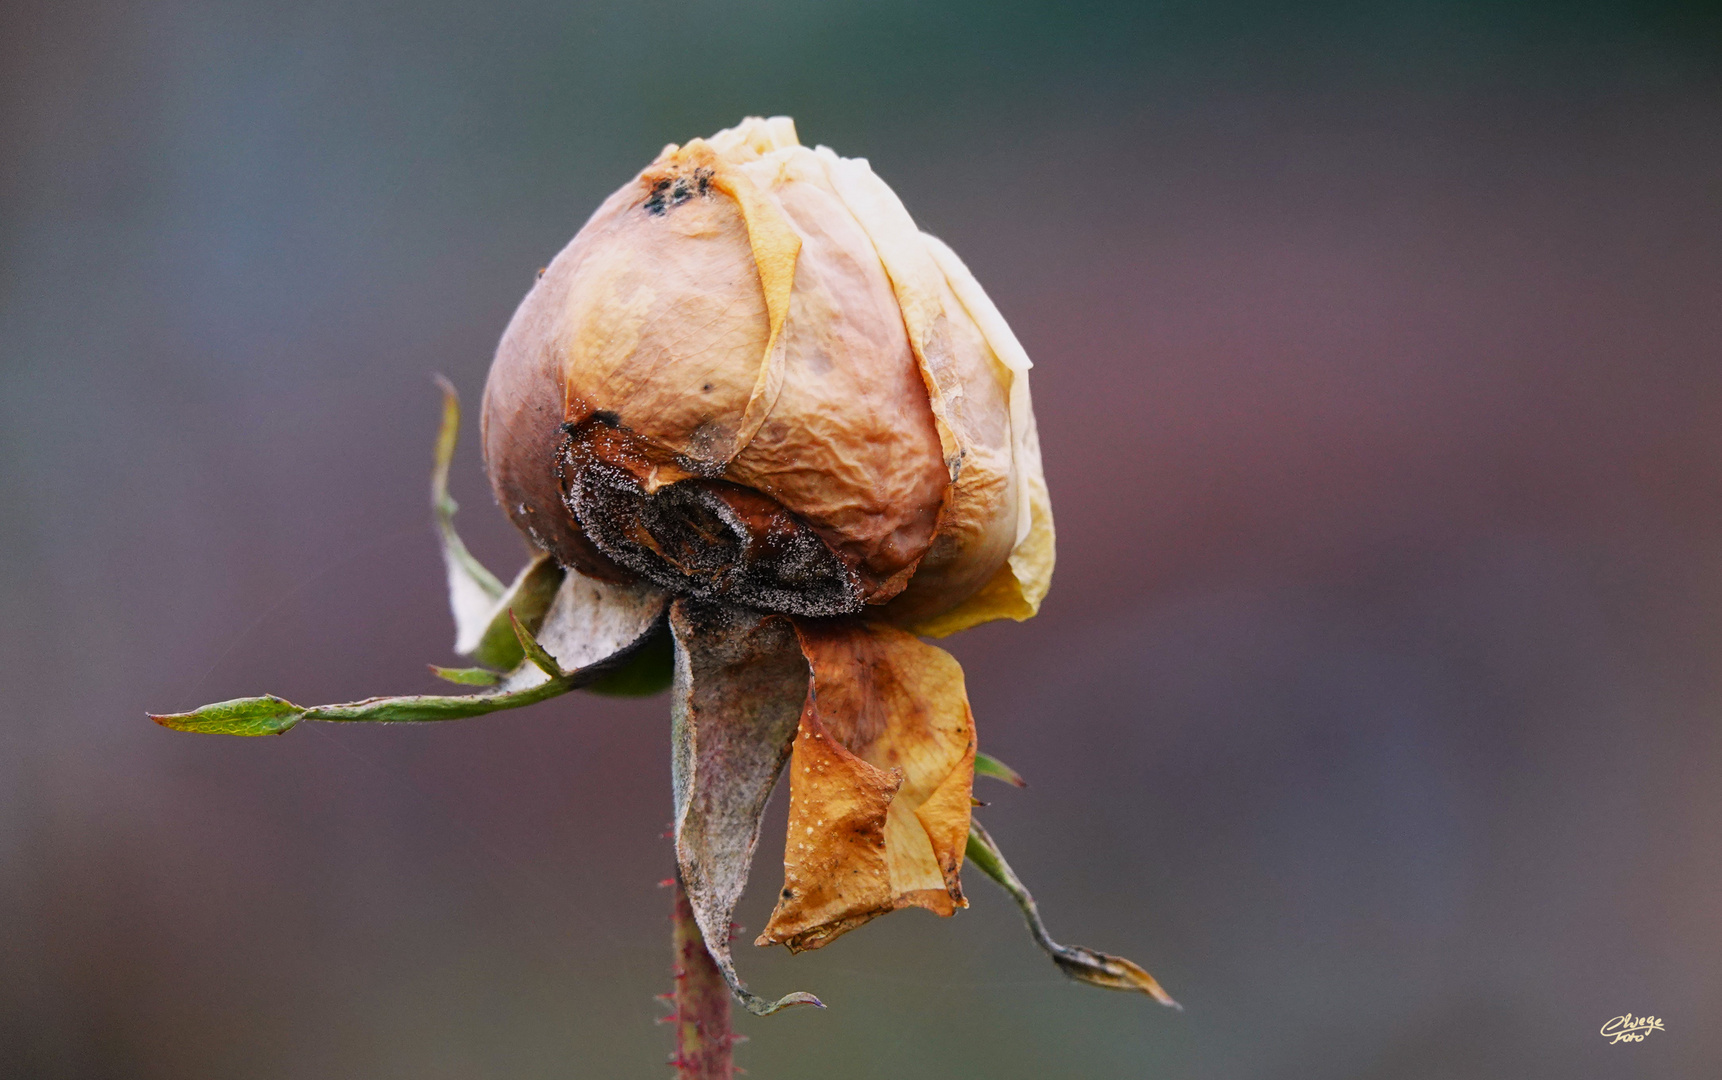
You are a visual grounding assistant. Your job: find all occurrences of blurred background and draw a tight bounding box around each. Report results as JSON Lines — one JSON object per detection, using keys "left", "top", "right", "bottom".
{"left": 3, "top": 1, "right": 1720, "bottom": 1077}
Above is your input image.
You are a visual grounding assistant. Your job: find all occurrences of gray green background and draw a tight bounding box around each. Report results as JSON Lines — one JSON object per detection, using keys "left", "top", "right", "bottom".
{"left": 3, "top": 1, "right": 1720, "bottom": 1077}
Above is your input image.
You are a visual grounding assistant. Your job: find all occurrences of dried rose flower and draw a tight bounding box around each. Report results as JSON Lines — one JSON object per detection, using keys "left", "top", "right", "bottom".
{"left": 152, "top": 117, "right": 1174, "bottom": 1020}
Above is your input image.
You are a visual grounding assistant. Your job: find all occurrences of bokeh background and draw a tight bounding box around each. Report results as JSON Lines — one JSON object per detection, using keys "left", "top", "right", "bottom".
{"left": 4, "top": 1, "right": 1720, "bottom": 1077}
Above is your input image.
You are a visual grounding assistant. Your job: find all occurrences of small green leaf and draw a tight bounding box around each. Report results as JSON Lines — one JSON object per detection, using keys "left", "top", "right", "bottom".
{"left": 511, "top": 610, "right": 563, "bottom": 678}
{"left": 974, "top": 751, "right": 1027, "bottom": 788}
{"left": 967, "top": 820, "right": 1179, "bottom": 1009}
{"left": 150, "top": 695, "right": 306, "bottom": 736}
{"left": 149, "top": 590, "right": 669, "bottom": 738}
{"left": 428, "top": 665, "right": 502, "bottom": 686}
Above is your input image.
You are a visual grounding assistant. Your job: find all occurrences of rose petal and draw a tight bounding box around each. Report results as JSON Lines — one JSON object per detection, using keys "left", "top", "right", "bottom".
{"left": 906, "top": 236, "right": 1056, "bottom": 637}
{"left": 812, "top": 151, "right": 1024, "bottom": 629}
{"left": 757, "top": 619, "right": 976, "bottom": 952}
{"left": 722, "top": 146, "right": 949, "bottom": 598}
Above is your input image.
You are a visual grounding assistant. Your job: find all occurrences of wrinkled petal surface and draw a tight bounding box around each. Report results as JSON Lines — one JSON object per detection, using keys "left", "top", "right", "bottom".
{"left": 907, "top": 236, "right": 1055, "bottom": 636}
{"left": 813, "top": 151, "right": 1021, "bottom": 627}
{"left": 757, "top": 619, "right": 976, "bottom": 952}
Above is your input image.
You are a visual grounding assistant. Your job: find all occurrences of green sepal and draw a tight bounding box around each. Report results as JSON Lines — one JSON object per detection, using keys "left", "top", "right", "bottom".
{"left": 512, "top": 610, "right": 564, "bottom": 677}
{"left": 433, "top": 376, "right": 504, "bottom": 608}
{"left": 974, "top": 751, "right": 1027, "bottom": 788}
{"left": 297, "top": 674, "right": 578, "bottom": 723}
{"left": 466, "top": 555, "right": 562, "bottom": 671}
{"left": 584, "top": 625, "right": 674, "bottom": 697}
{"left": 428, "top": 665, "right": 503, "bottom": 686}
{"left": 154, "top": 672, "right": 583, "bottom": 735}
{"left": 151, "top": 695, "right": 306, "bottom": 736}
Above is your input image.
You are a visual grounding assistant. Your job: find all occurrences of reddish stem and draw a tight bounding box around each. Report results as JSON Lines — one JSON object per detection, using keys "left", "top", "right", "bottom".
{"left": 669, "top": 872, "right": 734, "bottom": 1079}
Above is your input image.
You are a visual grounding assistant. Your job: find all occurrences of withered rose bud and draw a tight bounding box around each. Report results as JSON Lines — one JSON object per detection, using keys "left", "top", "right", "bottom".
{"left": 481, "top": 116, "right": 1052, "bottom": 632}
{"left": 154, "top": 118, "right": 1176, "bottom": 1029}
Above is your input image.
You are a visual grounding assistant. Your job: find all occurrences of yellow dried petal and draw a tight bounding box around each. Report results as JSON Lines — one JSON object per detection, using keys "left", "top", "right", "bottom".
{"left": 757, "top": 620, "right": 976, "bottom": 952}
{"left": 706, "top": 155, "right": 800, "bottom": 459}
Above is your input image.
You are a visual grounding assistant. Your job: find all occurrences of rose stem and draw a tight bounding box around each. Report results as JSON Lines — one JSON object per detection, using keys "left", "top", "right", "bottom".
{"left": 669, "top": 871, "right": 735, "bottom": 1079}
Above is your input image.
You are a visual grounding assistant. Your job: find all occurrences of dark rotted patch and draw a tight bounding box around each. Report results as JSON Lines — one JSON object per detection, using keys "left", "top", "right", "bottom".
{"left": 643, "top": 168, "right": 714, "bottom": 216}
{"left": 559, "top": 423, "right": 865, "bottom": 617}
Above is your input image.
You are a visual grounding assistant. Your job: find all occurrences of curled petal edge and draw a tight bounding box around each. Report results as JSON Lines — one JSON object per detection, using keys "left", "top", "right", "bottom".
{"left": 908, "top": 236, "right": 1055, "bottom": 638}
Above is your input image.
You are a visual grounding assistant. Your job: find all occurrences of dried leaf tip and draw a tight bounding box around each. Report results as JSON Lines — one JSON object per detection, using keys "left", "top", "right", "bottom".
{"left": 966, "top": 820, "right": 1180, "bottom": 1010}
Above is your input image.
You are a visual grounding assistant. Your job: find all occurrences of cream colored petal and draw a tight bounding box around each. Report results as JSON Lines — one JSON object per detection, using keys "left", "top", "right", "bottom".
{"left": 707, "top": 155, "right": 801, "bottom": 460}
{"left": 723, "top": 147, "right": 948, "bottom": 598}
{"left": 549, "top": 169, "right": 770, "bottom": 463}
{"left": 812, "top": 148, "right": 1020, "bottom": 625}
{"left": 905, "top": 234, "right": 1055, "bottom": 636}
{"left": 704, "top": 115, "right": 801, "bottom": 159}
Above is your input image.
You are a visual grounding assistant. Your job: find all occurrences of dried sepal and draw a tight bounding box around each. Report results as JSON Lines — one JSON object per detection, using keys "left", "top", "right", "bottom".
{"left": 496, "top": 569, "right": 669, "bottom": 693}
{"left": 965, "top": 820, "right": 1179, "bottom": 1009}
{"left": 433, "top": 377, "right": 565, "bottom": 669}
{"left": 668, "top": 601, "right": 823, "bottom": 1015}
{"left": 757, "top": 619, "right": 976, "bottom": 952}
